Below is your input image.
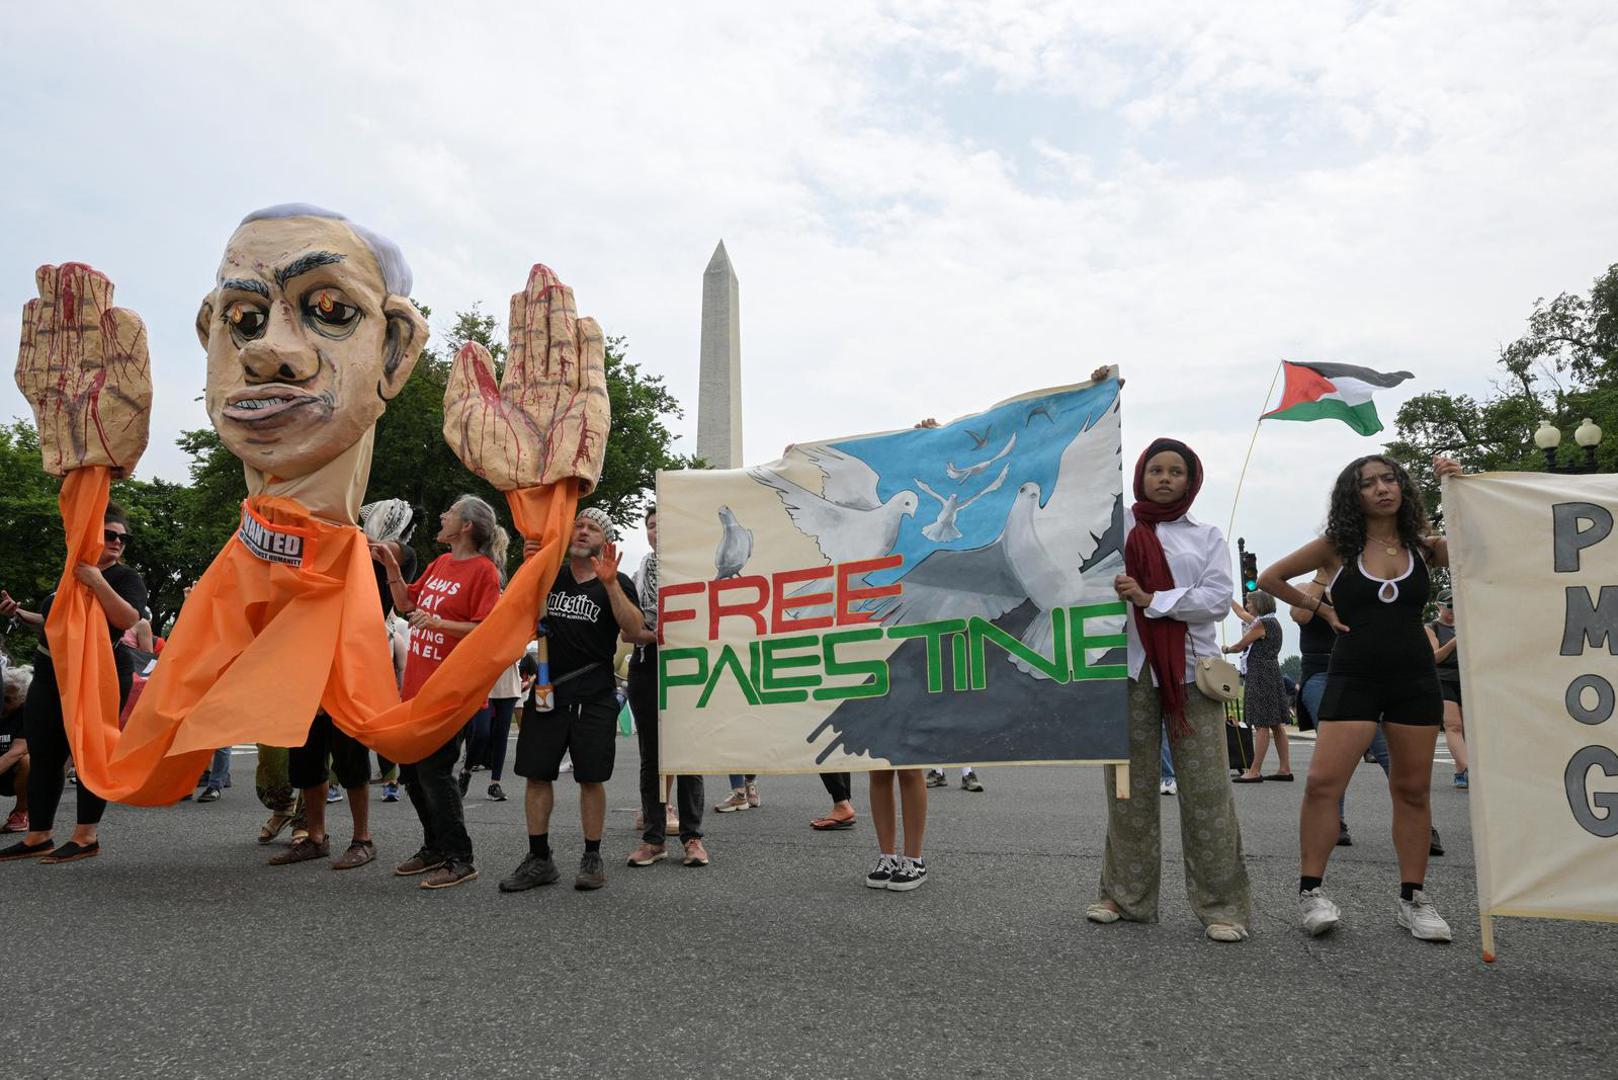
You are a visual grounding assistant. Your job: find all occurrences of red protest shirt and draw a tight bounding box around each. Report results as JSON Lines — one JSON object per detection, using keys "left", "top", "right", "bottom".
{"left": 401, "top": 553, "right": 502, "bottom": 701}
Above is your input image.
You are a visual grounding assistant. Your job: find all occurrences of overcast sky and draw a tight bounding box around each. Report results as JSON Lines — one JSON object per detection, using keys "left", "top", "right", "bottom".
{"left": 5, "top": 2, "right": 1615, "bottom": 652}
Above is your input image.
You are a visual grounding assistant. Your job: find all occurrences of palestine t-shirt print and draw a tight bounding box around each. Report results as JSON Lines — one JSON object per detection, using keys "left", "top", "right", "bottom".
{"left": 545, "top": 565, "right": 636, "bottom": 703}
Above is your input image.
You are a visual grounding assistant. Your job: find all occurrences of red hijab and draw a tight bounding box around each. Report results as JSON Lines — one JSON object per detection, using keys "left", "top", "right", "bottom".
{"left": 1125, "top": 438, "right": 1203, "bottom": 736}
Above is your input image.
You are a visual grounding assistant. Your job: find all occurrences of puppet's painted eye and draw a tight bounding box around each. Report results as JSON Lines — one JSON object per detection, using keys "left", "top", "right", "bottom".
{"left": 303, "top": 289, "right": 359, "bottom": 333}
{"left": 224, "top": 302, "right": 267, "bottom": 339}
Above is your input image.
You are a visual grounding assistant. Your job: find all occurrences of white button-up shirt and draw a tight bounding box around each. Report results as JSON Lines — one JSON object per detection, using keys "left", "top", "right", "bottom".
{"left": 1122, "top": 509, "right": 1234, "bottom": 686}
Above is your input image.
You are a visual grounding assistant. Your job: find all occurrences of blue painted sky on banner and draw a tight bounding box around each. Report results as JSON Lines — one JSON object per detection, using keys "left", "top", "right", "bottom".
{"left": 827, "top": 378, "right": 1120, "bottom": 586}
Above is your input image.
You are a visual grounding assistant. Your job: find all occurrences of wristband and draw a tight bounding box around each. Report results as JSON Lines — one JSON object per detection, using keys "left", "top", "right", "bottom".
{"left": 1312, "top": 596, "right": 1324, "bottom": 612}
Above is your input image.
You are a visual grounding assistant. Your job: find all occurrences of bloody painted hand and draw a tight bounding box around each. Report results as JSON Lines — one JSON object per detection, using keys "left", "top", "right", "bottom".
{"left": 15, "top": 263, "right": 152, "bottom": 477}
{"left": 442, "top": 264, "right": 610, "bottom": 493}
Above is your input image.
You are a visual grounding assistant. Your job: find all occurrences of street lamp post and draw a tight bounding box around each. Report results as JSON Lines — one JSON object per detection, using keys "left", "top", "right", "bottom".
{"left": 1533, "top": 417, "right": 1605, "bottom": 474}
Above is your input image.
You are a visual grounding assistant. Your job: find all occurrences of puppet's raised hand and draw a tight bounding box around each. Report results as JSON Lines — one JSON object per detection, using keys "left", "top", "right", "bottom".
{"left": 443, "top": 264, "right": 609, "bottom": 493}
{"left": 15, "top": 263, "right": 152, "bottom": 477}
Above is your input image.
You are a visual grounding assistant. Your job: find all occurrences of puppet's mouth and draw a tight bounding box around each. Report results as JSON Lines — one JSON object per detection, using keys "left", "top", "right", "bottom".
{"left": 223, "top": 388, "right": 324, "bottom": 423}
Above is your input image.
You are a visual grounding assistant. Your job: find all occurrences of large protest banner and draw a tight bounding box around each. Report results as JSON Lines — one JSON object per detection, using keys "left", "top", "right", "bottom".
{"left": 655, "top": 373, "right": 1130, "bottom": 775}
{"left": 1445, "top": 471, "right": 1618, "bottom": 958}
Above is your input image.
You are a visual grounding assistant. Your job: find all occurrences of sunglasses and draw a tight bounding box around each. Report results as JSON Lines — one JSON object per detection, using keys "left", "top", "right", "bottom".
{"left": 104, "top": 529, "right": 130, "bottom": 549}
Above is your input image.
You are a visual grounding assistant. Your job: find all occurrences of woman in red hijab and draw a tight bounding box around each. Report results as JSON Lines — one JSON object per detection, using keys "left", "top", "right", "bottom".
{"left": 1086, "top": 435, "right": 1252, "bottom": 942}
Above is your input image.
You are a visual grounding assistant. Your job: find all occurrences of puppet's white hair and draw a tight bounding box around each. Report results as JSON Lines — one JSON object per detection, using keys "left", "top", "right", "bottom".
{"left": 239, "top": 203, "right": 413, "bottom": 297}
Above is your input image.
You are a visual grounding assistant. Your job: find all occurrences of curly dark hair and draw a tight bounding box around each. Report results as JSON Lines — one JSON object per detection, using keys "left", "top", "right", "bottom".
{"left": 1324, "top": 455, "right": 1432, "bottom": 563}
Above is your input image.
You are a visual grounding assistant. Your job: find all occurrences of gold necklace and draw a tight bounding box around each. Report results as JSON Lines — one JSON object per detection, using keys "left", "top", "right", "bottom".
{"left": 1367, "top": 532, "right": 1401, "bottom": 556}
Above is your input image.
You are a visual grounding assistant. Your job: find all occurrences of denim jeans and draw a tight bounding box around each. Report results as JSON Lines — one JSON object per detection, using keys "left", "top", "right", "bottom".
{"left": 205, "top": 747, "right": 232, "bottom": 789}
{"left": 1159, "top": 722, "right": 1175, "bottom": 782}
{"left": 399, "top": 731, "right": 472, "bottom": 863}
{"left": 1302, "top": 672, "right": 1391, "bottom": 819}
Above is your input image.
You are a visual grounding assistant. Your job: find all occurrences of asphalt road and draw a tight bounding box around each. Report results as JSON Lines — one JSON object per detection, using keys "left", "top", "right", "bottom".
{"left": 7, "top": 737, "right": 1615, "bottom": 1080}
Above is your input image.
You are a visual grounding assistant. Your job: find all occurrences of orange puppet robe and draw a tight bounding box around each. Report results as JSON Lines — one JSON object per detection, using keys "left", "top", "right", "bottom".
{"left": 45, "top": 467, "right": 576, "bottom": 806}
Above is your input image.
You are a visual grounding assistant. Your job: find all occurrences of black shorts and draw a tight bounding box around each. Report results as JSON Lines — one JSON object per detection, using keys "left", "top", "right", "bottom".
{"left": 0, "top": 764, "right": 15, "bottom": 798}
{"left": 514, "top": 694, "right": 617, "bottom": 784}
{"left": 1318, "top": 672, "right": 1443, "bottom": 727}
{"left": 1440, "top": 680, "right": 1462, "bottom": 706}
{"left": 288, "top": 712, "right": 371, "bottom": 791}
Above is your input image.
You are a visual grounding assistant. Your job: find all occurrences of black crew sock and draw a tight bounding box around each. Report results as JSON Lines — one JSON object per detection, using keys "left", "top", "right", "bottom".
{"left": 1299, "top": 875, "right": 1324, "bottom": 894}
{"left": 529, "top": 834, "right": 550, "bottom": 860}
{"left": 1400, "top": 881, "right": 1422, "bottom": 902}
{"left": 584, "top": 838, "right": 602, "bottom": 854}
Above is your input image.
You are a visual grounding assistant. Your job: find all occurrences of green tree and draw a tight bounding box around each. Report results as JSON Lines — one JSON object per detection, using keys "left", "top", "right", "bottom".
{"left": 1280, "top": 654, "right": 1301, "bottom": 683}
{"left": 1387, "top": 263, "right": 1618, "bottom": 513}
{"left": 0, "top": 420, "right": 66, "bottom": 660}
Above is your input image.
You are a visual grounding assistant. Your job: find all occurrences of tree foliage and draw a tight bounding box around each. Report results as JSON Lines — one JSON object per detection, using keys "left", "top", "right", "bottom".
{"left": 1386, "top": 263, "right": 1618, "bottom": 514}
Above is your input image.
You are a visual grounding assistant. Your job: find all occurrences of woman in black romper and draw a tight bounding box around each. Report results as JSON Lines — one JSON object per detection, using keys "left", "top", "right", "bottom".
{"left": 1258, "top": 454, "right": 1460, "bottom": 943}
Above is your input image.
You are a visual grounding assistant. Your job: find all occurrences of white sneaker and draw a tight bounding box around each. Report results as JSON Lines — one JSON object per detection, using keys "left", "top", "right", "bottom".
{"left": 1397, "top": 890, "right": 1453, "bottom": 942}
{"left": 1299, "top": 887, "right": 1341, "bottom": 936}
{"left": 1159, "top": 779, "right": 1177, "bottom": 796}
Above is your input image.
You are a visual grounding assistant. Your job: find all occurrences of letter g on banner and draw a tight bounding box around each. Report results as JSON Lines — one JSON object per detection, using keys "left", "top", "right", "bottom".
{"left": 1565, "top": 746, "right": 1618, "bottom": 838}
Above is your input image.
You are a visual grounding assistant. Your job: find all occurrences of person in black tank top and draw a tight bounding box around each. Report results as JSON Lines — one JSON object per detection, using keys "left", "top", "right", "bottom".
{"left": 1258, "top": 454, "right": 1459, "bottom": 945}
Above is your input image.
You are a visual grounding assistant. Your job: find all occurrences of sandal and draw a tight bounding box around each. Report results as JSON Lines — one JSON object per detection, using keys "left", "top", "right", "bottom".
{"left": 810, "top": 813, "right": 856, "bottom": 831}
{"left": 258, "top": 812, "right": 296, "bottom": 845}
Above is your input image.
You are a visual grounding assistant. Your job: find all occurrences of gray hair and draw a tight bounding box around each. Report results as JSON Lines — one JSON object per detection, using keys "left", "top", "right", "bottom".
{"left": 1247, "top": 590, "right": 1277, "bottom": 616}
{"left": 238, "top": 203, "right": 413, "bottom": 296}
{"left": 2, "top": 662, "right": 32, "bottom": 715}
{"left": 453, "top": 494, "right": 510, "bottom": 585}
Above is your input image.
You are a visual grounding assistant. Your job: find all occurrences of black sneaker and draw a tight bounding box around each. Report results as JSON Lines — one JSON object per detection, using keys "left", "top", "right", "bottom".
{"left": 924, "top": 770, "right": 946, "bottom": 788}
{"left": 888, "top": 857, "right": 927, "bottom": 892}
{"left": 195, "top": 786, "right": 222, "bottom": 804}
{"left": 865, "top": 854, "right": 900, "bottom": 889}
{"left": 499, "top": 853, "right": 559, "bottom": 892}
{"left": 575, "top": 851, "right": 607, "bottom": 890}
{"left": 1336, "top": 820, "right": 1353, "bottom": 847}
{"left": 458, "top": 770, "right": 472, "bottom": 798}
{"left": 1429, "top": 827, "right": 1445, "bottom": 857}
{"left": 487, "top": 782, "right": 507, "bottom": 802}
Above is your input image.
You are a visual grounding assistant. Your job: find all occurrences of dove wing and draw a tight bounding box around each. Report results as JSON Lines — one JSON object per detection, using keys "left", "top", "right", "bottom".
{"left": 914, "top": 477, "right": 945, "bottom": 505}
{"left": 957, "top": 463, "right": 1011, "bottom": 511}
{"left": 865, "top": 539, "right": 1027, "bottom": 627}
{"left": 751, "top": 467, "right": 869, "bottom": 565}
{"left": 1038, "top": 400, "right": 1125, "bottom": 569}
{"left": 795, "top": 444, "right": 882, "bottom": 510}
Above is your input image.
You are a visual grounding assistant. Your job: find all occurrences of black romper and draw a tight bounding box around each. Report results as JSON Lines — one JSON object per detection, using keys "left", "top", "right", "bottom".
{"left": 1317, "top": 548, "right": 1443, "bottom": 727}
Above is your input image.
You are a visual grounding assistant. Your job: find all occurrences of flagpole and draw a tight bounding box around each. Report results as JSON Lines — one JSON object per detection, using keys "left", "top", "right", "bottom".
{"left": 1222, "top": 360, "right": 1284, "bottom": 647}
{"left": 1225, "top": 360, "right": 1284, "bottom": 543}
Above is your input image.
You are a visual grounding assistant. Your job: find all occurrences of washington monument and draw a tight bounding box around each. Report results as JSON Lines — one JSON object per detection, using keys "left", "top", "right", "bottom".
{"left": 697, "top": 240, "right": 742, "bottom": 469}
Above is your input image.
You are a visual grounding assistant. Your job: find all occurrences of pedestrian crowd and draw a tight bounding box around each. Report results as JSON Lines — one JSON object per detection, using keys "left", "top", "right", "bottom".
{"left": 0, "top": 385, "right": 1471, "bottom": 945}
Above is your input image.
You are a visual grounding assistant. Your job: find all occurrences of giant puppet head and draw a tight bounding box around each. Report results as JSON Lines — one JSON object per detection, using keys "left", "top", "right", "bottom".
{"left": 195, "top": 204, "right": 428, "bottom": 522}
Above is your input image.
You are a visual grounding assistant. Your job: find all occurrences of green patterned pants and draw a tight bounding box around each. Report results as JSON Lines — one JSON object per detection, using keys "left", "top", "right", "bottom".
{"left": 1099, "top": 679, "right": 1252, "bottom": 927}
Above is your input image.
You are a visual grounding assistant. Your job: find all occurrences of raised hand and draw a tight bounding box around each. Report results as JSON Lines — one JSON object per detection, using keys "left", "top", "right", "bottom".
{"left": 442, "top": 264, "right": 610, "bottom": 493}
{"left": 15, "top": 263, "right": 153, "bottom": 477}
{"left": 590, "top": 541, "right": 621, "bottom": 581}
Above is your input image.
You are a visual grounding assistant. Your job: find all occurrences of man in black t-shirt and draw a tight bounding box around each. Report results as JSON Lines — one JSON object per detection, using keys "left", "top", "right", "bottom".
{"left": 1, "top": 662, "right": 31, "bottom": 833}
{"left": 502, "top": 507, "right": 643, "bottom": 894}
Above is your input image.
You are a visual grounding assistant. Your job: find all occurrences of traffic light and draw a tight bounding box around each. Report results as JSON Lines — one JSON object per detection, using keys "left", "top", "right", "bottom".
{"left": 1241, "top": 550, "right": 1259, "bottom": 593}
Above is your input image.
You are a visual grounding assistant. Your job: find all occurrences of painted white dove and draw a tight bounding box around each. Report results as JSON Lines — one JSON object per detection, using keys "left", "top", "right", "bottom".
{"left": 751, "top": 443, "right": 918, "bottom": 565}
{"left": 945, "top": 433, "right": 1015, "bottom": 483}
{"left": 915, "top": 462, "right": 1010, "bottom": 543}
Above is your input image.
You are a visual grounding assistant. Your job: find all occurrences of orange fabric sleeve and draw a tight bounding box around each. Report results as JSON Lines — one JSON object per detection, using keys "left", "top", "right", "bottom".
{"left": 51, "top": 466, "right": 578, "bottom": 806}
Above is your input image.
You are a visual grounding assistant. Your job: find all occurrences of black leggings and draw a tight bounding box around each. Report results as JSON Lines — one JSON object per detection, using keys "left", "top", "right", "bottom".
{"left": 24, "top": 651, "right": 132, "bottom": 832}
{"left": 465, "top": 698, "right": 518, "bottom": 781}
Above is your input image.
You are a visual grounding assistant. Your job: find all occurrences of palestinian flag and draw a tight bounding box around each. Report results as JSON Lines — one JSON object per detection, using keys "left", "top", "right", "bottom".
{"left": 1261, "top": 361, "right": 1413, "bottom": 436}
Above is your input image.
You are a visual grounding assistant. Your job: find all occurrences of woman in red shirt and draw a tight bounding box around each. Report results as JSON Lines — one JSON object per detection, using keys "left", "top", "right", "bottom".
{"left": 375, "top": 495, "right": 506, "bottom": 890}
